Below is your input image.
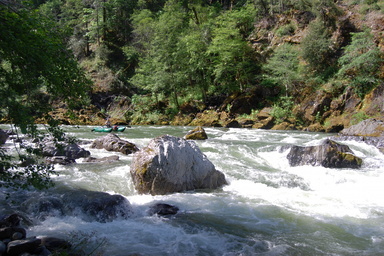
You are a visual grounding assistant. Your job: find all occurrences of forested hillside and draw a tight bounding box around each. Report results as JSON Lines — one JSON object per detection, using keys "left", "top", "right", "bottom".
{"left": 2, "top": 0, "right": 384, "bottom": 131}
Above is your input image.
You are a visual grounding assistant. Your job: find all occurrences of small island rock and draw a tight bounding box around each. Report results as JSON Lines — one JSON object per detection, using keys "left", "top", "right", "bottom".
{"left": 287, "top": 139, "right": 362, "bottom": 168}
{"left": 40, "top": 136, "right": 90, "bottom": 159}
{"left": 91, "top": 133, "right": 139, "bottom": 155}
{"left": 184, "top": 126, "right": 208, "bottom": 140}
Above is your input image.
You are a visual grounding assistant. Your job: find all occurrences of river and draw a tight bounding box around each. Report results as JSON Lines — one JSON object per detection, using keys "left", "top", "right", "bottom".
{"left": 1, "top": 125, "right": 384, "bottom": 255}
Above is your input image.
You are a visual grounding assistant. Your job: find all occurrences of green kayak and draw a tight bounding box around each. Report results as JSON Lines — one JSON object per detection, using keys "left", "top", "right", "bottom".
{"left": 91, "top": 126, "right": 126, "bottom": 132}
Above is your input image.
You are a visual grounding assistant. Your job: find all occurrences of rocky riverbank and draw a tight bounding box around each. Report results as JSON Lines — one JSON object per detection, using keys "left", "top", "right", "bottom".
{"left": 25, "top": 82, "right": 384, "bottom": 134}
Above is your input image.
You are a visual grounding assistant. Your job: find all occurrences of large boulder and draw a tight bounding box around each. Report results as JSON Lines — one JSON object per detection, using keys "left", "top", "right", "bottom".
{"left": 91, "top": 133, "right": 139, "bottom": 155}
{"left": 130, "top": 135, "right": 227, "bottom": 195}
{"left": 287, "top": 139, "right": 362, "bottom": 168}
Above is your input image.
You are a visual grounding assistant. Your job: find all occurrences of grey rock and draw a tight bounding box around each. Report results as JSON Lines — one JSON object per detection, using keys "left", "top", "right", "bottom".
{"left": 91, "top": 133, "right": 139, "bottom": 155}
{"left": 38, "top": 236, "right": 71, "bottom": 251}
{"left": 40, "top": 137, "right": 90, "bottom": 159}
{"left": 287, "top": 139, "right": 362, "bottom": 168}
{"left": 82, "top": 155, "right": 119, "bottom": 163}
{"left": 130, "top": 135, "right": 227, "bottom": 195}
{"left": 62, "top": 190, "right": 133, "bottom": 222}
{"left": 0, "top": 129, "right": 8, "bottom": 144}
{"left": 45, "top": 156, "right": 75, "bottom": 165}
{"left": 0, "top": 241, "right": 6, "bottom": 254}
{"left": 340, "top": 118, "right": 384, "bottom": 137}
{"left": 7, "top": 238, "right": 41, "bottom": 256}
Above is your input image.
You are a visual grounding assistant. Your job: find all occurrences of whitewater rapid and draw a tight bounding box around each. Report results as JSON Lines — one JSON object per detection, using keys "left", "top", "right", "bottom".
{"left": 2, "top": 125, "right": 384, "bottom": 255}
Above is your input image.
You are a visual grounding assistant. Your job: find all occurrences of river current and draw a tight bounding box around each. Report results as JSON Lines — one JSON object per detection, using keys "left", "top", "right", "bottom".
{"left": 1, "top": 125, "right": 384, "bottom": 255}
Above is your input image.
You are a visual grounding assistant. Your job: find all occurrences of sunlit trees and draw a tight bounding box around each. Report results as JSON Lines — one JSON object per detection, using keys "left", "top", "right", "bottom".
{"left": 131, "top": 0, "right": 259, "bottom": 110}
{"left": 207, "top": 4, "right": 258, "bottom": 94}
{"left": 263, "top": 43, "right": 302, "bottom": 96}
{"left": 337, "top": 29, "right": 383, "bottom": 97}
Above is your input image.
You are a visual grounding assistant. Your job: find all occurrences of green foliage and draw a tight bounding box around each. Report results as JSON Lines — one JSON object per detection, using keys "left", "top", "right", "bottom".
{"left": 126, "top": 94, "right": 165, "bottom": 124}
{"left": 337, "top": 29, "right": 383, "bottom": 97}
{"left": 207, "top": 4, "right": 258, "bottom": 93}
{"left": 0, "top": 1, "right": 90, "bottom": 190}
{"left": 238, "top": 109, "right": 259, "bottom": 119}
{"left": 270, "top": 96, "right": 294, "bottom": 123}
{"left": 275, "top": 22, "right": 296, "bottom": 37}
{"left": 312, "top": 0, "right": 340, "bottom": 25}
{"left": 351, "top": 112, "right": 370, "bottom": 125}
{"left": 130, "top": 0, "right": 189, "bottom": 108}
{"left": 263, "top": 43, "right": 302, "bottom": 96}
{"left": 301, "top": 19, "right": 335, "bottom": 76}
{"left": 130, "top": 0, "right": 259, "bottom": 108}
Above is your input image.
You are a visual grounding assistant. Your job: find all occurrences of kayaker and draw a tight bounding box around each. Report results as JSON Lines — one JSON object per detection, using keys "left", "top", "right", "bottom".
{"left": 113, "top": 125, "right": 118, "bottom": 131}
{"left": 105, "top": 118, "right": 111, "bottom": 127}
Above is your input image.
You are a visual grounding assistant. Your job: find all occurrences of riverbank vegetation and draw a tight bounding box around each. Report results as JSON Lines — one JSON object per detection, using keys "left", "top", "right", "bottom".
{"left": 1, "top": 0, "right": 383, "bottom": 130}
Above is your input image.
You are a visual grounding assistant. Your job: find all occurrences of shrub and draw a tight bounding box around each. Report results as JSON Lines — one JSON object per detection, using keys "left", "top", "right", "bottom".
{"left": 337, "top": 29, "right": 383, "bottom": 98}
{"left": 270, "top": 96, "right": 294, "bottom": 123}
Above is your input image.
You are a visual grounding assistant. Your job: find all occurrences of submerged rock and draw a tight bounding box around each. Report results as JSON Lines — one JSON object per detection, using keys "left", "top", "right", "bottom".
{"left": 61, "top": 190, "right": 133, "bottom": 222}
{"left": 0, "top": 129, "right": 8, "bottom": 144}
{"left": 130, "top": 135, "right": 227, "bottom": 195}
{"left": 38, "top": 236, "right": 71, "bottom": 251}
{"left": 22, "top": 190, "right": 133, "bottom": 223}
{"left": 148, "top": 203, "right": 179, "bottom": 216}
{"left": 184, "top": 126, "right": 208, "bottom": 140}
{"left": 46, "top": 156, "right": 76, "bottom": 165}
{"left": 91, "top": 133, "right": 139, "bottom": 155}
{"left": 82, "top": 155, "right": 120, "bottom": 163}
{"left": 287, "top": 139, "right": 362, "bottom": 168}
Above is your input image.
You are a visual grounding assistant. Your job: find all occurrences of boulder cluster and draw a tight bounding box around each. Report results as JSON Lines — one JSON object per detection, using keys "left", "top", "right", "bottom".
{"left": 0, "top": 214, "right": 70, "bottom": 256}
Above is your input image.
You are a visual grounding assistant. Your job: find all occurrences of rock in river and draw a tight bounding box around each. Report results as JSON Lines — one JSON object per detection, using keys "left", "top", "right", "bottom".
{"left": 184, "top": 126, "right": 208, "bottom": 140}
{"left": 130, "top": 135, "right": 227, "bottom": 195}
{"left": 91, "top": 133, "right": 139, "bottom": 155}
{"left": 40, "top": 136, "right": 91, "bottom": 160}
{"left": 287, "top": 139, "right": 362, "bottom": 168}
{"left": 0, "top": 129, "right": 9, "bottom": 144}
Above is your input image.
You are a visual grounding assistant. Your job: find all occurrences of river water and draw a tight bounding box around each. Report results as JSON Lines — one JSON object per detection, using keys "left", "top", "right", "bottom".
{"left": 2, "top": 125, "right": 384, "bottom": 255}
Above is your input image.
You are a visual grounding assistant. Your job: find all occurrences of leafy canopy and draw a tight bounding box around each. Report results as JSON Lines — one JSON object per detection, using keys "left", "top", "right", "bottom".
{"left": 0, "top": 1, "right": 91, "bottom": 190}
